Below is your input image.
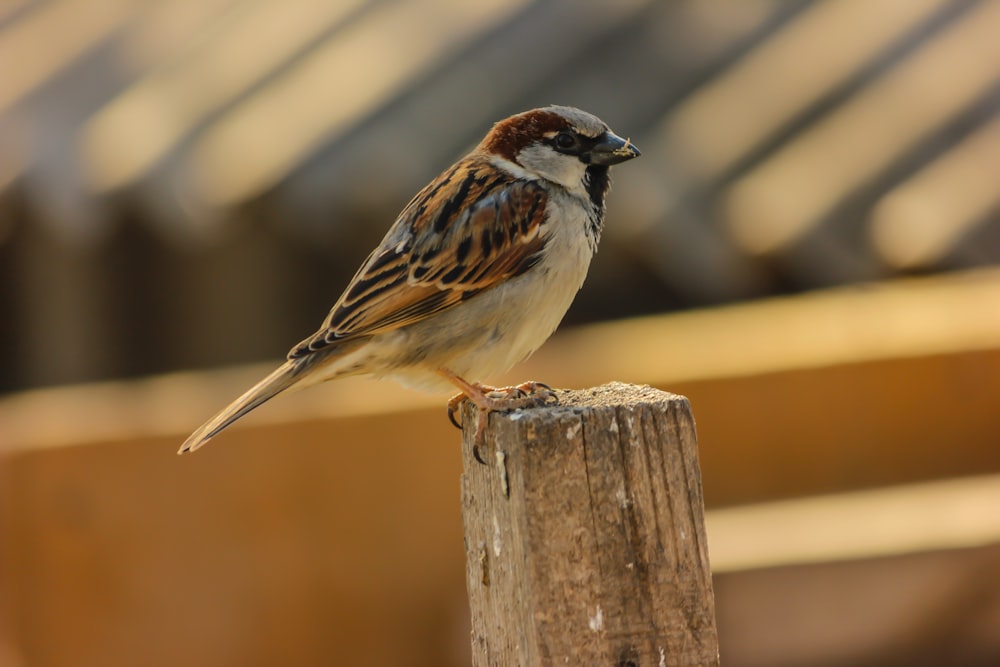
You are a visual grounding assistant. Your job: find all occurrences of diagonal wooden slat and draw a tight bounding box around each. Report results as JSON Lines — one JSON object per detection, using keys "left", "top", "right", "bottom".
{"left": 81, "top": 0, "right": 370, "bottom": 193}
{"left": 871, "top": 111, "right": 1000, "bottom": 269}
{"left": 0, "top": 0, "right": 30, "bottom": 27}
{"left": 278, "top": 0, "right": 654, "bottom": 239}
{"left": 723, "top": 0, "right": 1000, "bottom": 256}
{"left": 0, "top": 0, "right": 133, "bottom": 113}
{"left": 119, "top": 0, "right": 248, "bottom": 69}
{"left": 660, "top": 0, "right": 953, "bottom": 180}
{"left": 186, "top": 0, "right": 531, "bottom": 208}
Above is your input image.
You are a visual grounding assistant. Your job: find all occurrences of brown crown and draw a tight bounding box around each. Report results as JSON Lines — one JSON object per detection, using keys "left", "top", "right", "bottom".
{"left": 478, "top": 109, "right": 569, "bottom": 162}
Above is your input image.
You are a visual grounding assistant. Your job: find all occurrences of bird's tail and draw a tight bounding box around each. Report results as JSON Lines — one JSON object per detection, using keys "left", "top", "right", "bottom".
{"left": 178, "top": 360, "right": 304, "bottom": 454}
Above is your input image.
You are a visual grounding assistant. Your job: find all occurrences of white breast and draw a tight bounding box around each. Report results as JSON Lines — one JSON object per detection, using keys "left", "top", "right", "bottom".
{"left": 435, "top": 191, "right": 596, "bottom": 380}
{"left": 345, "top": 186, "right": 600, "bottom": 393}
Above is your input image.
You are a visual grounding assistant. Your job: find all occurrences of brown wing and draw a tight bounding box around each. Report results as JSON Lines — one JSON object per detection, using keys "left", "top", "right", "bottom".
{"left": 288, "top": 157, "right": 549, "bottom": 359}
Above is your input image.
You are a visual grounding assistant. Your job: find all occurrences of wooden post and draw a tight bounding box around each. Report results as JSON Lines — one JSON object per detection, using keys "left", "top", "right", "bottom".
{"left": 460, "top": 382, "right": 720, "bottom": 667}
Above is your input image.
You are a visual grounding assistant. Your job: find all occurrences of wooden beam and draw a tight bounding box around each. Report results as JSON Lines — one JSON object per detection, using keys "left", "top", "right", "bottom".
{"left": 3, "top": 269, "right": 1000, "bottom": 506}
{"left": 707, "top": 473, "right": 1000, "bottom": 572}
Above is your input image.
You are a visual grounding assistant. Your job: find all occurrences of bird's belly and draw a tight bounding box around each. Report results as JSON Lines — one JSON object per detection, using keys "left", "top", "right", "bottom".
{"left": 460, "top": 268, "right": 583, "bottom": 376}
{"left": 405, "top": 236, "right": 592, "bottom": 388}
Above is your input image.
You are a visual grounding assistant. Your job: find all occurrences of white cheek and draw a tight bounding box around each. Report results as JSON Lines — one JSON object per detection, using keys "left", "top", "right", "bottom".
{"left": 515, "top": 145, "right": 588, "bottom": 192}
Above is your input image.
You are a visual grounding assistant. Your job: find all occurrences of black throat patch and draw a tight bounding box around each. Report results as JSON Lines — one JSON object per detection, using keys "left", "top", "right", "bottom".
{"left": 584, "top": 165, "right": 611, "bottom": 209}
{"left": 583, "top": 165, "right": 611, "bottom": 249}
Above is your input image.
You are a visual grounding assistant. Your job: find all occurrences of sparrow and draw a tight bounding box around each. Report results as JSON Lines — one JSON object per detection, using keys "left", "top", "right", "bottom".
{"left": 179, "top": 105, "right": 639, "bottom": 454}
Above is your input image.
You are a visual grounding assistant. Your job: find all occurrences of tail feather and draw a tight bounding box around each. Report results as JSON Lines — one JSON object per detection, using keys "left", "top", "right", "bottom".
{"left": 179, "top": 361, "right": 303, "bottom": 454}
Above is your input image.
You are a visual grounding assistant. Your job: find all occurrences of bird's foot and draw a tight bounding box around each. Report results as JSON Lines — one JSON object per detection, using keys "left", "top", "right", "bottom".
{"left": 444, "top": 378, "right": 559, "bottom": 464}
{"left": 447, "top": 381, "right": 559, "bottom": 430}
{"left": 484, "top": 381, "right": 559, "bottom": 409}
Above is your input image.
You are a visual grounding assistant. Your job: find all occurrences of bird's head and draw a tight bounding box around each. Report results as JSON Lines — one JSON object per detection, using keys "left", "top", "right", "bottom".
{"left": 478, "top": 105, "right": 640, "bottom": 197}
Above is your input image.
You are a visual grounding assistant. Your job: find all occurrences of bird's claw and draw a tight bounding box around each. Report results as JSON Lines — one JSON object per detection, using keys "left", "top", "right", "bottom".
{"left": 446, "top": 381, "right": 559, "bottom": 465}
{"left": 447, "top": 393, "right": 467, "bottom": 429}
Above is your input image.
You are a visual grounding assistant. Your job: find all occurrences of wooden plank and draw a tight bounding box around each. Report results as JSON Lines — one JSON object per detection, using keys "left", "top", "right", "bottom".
{"left": 714, "top": 542, "right": 1000, "bottom": 667}
{"left": 0, "top": 410, "right": 467, "bottom": 667}
{"left": 707, "top": 473, "right": 1000, "bottom": 572}
{"left": 2, "top": 335, "right": 999, "bottom": 665}
{"left": 4, "top": 269, "right": 1000, "bottom": 506}
{"left": 706, "top": 474, "right": 1000, "bottom": 665}
{"left": 504, "top": 268, "right": 1000, "bottom": 504}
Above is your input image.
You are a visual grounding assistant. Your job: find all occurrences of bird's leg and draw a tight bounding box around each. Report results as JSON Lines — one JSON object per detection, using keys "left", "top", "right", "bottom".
{"left": 439, "top": 370, "right": 500, "bottom": 463}
{"left": 439, "top": 371, "right": 560, "bottom": 464}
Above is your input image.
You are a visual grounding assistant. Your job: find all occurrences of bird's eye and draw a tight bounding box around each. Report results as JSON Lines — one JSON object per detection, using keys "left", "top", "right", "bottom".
{"left": 554, "top": 132, "right": 578, "bottom": 150}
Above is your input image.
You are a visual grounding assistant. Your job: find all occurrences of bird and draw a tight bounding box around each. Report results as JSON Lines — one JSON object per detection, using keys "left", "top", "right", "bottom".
{"left": 179, "top": 105, "right": 640, "bottom": 454}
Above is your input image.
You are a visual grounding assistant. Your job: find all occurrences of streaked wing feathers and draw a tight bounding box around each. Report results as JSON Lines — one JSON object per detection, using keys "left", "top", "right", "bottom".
{"left": 289, "top": 158, "right": 549, "bottom": 359}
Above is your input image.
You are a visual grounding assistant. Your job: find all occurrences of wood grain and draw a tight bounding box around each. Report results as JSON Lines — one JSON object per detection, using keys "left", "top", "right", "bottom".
{"left": 461, "top": 383, "right": 719, "bottom": 666}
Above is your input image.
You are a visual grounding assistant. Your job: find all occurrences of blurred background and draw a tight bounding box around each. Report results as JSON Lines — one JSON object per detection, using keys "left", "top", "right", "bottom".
{"left": 2, "top": 0, "right": 1000, "bottom": 665}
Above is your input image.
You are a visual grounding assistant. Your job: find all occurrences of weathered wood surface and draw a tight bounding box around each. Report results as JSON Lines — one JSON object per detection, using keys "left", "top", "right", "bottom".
{"left": 461, "top": 382, "right": 719, "bottom": 667}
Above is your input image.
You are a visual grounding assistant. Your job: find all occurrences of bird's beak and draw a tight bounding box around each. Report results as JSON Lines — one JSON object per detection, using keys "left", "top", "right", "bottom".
{"left": 587, "top": 131, "right": 641, "bottom": 165}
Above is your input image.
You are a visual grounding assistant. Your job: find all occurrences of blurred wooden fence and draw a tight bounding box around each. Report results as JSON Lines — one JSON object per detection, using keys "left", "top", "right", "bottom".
{"left": 1, "top": 0, "right": 999, "bottom": 392}
{"left": 3, "top": 268, "right": 1000, "bottom": 666}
